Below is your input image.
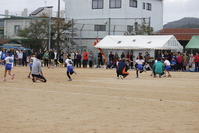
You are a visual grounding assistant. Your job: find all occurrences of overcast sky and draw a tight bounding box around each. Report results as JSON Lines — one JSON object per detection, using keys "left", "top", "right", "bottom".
{"left": 0, "top": 0, "right": 198, "bottom": 24}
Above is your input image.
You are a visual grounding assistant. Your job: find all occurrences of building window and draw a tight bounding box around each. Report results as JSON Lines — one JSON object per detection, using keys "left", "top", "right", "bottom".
{"left": 143, "top": 2, "right": 145, "bottom": 9}
{"left": 129, "top": 0, "right": 137, "bottom": 8}
{"left": 146, "top": 3, "right": 152, "bottom": 11}
{"left": 110, "top": 0, "right": 121, "bottom": 8}
{"left": 92, "top": 0, "right": 103, "bottom": 9}
{"left": 14, "top": 25, "right": 20, "bottom": 34}
{"left": 94, "top": 25, "right": 106, "bottom": 31}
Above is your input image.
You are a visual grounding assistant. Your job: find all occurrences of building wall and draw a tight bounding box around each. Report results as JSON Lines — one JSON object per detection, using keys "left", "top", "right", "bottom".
{"left": 4, "top": 19, "right": 32, "bottom": 38}
{"left": 65, "top": 0, "right": 163, "bottom": 52}
{"left": 65, "top": 0, "right": 163, "bottom": 32}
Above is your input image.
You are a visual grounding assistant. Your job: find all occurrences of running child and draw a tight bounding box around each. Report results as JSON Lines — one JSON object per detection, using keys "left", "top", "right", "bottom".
{"left": 65, "top": 54, "right": 76, "bottom": 81}
{"left": 1, "top": 52, "right": 15, "bottom": 81}
{"left": 135, "top": 56, "right": 145, "bottom": 78}
{"left": 163, "top": 58, "right": 172, "bottom": 77}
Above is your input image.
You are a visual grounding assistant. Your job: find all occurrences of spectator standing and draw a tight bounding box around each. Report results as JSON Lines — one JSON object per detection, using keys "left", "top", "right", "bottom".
{"left": 114, "top": 52, "right": 119, "bottom": 62}
{"left": 189, "top": 54, "right": 195, "bottom": 71}
{"left": 49, "top": 49, "right": 55, "bottom": 68}
{"left": 97, "top": 51, "right": 103, "bottom": 68}
{"left": 182, "top": 53, "right": 189, "bottom": 71}
{"left": 58, "top": 50, "right": 64, "bottom": 63}
{"left": 129, "top": 52, "right": 134, "bottom": 69}
{"left": 74, "top": 51, "right": 78, "bottom": 67}
{"left": 76, "top": 51, "right": 82, "bottom": 68}
{"left": 38, "top": 49, "right": 44, "bottom": 59}
{"left": 108, "top": 51, "right": 114, "bottom": 62}
{"left": 82, "top": 50, "right": 88, "bottom": 68}
{"left": 177, "top": 53, "right": 183, "bottom": 71}
{"left": 54, "top": 50, "right": 58, "bottom": 67}
{"left": 70, "top": 51, "right": 75, "bottom": 63}
{"left": 144, "top": 52, "right": 150, "bottom": 61}
{"left": 194, "top": 52, "right": 199, "bottom": 72}
{"left": 43, "top": 51, "right": 49, "bottom": 67}
{"left": 88, "top": 51, "right": 94, "bottom": 68}
{"left": 120, "top": 52, "right": 125, "bottom": 59}
{"left": 22, "top": 50, "right": 28, "bottom": 66}
{"left": 155, "top": 50, "right": 162, "bottom": 60}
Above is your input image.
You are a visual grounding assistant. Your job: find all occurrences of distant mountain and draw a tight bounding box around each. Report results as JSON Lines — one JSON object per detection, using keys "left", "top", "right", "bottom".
{"left": 163, "top": 17, "right": 199, "bottom": 29}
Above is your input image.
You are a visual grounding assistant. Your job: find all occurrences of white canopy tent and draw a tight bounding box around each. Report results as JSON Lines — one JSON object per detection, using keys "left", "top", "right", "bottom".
{"left": 94, "top": 35, "right": 183, "bottom": 51}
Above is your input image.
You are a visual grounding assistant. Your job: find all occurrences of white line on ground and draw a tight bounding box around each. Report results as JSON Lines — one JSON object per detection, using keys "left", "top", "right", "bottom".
{"left": 0, "top": 86, "right": 198, "bottom": 104}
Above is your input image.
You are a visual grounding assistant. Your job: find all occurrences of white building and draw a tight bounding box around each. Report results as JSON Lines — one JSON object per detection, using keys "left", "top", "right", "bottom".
{"left": 65, "top": 0, "right": 164, "bottom": 52}
{"left": 3, "top": 6, "right": 64, "bottom": 39}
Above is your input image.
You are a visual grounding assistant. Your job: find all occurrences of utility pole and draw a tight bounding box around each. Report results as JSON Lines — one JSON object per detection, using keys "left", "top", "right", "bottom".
{"left": 57, "top": 0, "right": 60, "bottom": 49}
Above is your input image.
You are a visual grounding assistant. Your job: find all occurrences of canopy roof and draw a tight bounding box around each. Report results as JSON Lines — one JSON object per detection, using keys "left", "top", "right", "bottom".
{"left": 185, "top": 36, "right": 199, "bottom": 49}
{"left": 94, "top": 35, "right": 183, "bottom": 50}
{"left": 0, "top": 45, "right": 31, "bottom": 50}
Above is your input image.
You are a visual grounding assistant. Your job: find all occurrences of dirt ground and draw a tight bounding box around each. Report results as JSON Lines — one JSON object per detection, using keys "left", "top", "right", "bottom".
{"left": 0, "top": 65, "right": 199, "bottom": 133}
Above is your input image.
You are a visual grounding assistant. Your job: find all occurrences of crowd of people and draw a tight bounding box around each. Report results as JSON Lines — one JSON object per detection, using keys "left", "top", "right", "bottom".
{"left": 1, "top": 47, "right": 199, "bottom": 81}
{"left": 106, "top": 50, "right": 199, "bottom": 72}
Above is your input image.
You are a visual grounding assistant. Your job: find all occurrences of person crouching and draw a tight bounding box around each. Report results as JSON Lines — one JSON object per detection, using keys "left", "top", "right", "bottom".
{"left": 117, "top": 58, "right": 129, "bottom": 79}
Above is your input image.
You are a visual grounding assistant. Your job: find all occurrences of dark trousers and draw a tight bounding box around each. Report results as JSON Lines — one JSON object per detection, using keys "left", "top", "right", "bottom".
{"left": 195, "top": 62, "right": 199, "bottom": 71}
{"left": 44, "top": 59, "right": 49, "bottom": 67}
{"left": 89, "top": 60, "right": 93, "bottom": 68}
{"left": 54, "top": 59, "right": 58, "bottom": 66}
{"left": 98, "top": 59, "right": 103, "bottom": 66}
{"left": 22, "top": 58, "right": 27, "bottom": 66}
{"left": 74, "top": 59, "right": 77, "bottom": 67}
{"left": 83, "top": 60, "right": 88, "bottom": 68}
{"left": 177, "top": 62, "right": 182, "bottom": 71}
{"left": 76, "top": 59, "right": 81, "bottom": 68}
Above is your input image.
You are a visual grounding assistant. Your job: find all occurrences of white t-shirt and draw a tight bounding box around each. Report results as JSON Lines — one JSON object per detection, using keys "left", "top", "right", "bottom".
{"left": 54, "top": 52, "right": 57, "bottom": 59}
{"left": 4, "top": 56, "right": 13, "bottom": 64}
{"left": 135, "top": 59, "right": 144, "bottom": 64}
{"left": 164, "top": 60, "right": 171, "bottom": 65}
{"left": 65, "top": 58, "right": 73, "bottom": 66}
{"left": 70, "top": 53, "right": 75, "bottom": 60}
{"left": 31, "top": 57, "right": 37, "bottom": 62}
{"left": 18, "top": 52, "right": 23, "bottom": 59}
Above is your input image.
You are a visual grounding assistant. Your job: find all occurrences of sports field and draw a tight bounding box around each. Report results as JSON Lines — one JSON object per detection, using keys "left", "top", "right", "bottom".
{"left": 0, "top": 66, "right": 199, "bottom": 133}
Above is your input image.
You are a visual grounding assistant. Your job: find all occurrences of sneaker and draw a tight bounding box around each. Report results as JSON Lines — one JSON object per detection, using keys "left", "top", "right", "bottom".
{"left": 162, "top": 75, "right": 166, "bottom": 77}
{"left": 32, "top": 77, "right": 36, "bottom": 82}
{"left": 119, "top": 75, "right": 123, "bottom": 79}
{"left": 168, "top": 75, "right": 172, "bottom": 77}
{"left": 11, "top": 74, "right": 15, "bottom": 80}
{"left": 28, "top": 76, "right": 30, "bottom": 79}
{"left": 154, "top": 75, "right": 157, "bottom": 78}
{"left": 3, "top": 79, "right": 6, "bottom": 81}
{"left": 135, "top": 77, "right": 139, "bottom": 78}
{"left": 68, "top": 79, "right": 72, "bottom": 81}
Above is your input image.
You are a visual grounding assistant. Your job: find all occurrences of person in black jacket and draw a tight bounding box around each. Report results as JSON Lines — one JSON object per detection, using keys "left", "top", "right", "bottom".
{"left": 117, "top": 58, "right": 129, "bottom": 79}
{"left": 22, "top": 50, "right": 28, "bottom": 66}
{"left": 49, "top": 49, "right": 55, "bottom": 68}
